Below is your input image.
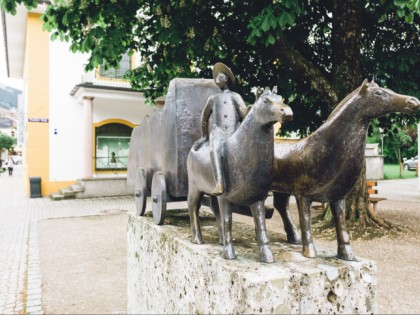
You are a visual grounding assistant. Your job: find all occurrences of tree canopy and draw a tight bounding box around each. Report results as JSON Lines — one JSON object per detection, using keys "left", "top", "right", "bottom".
{"left": 0, "top": 132, "right": 16, "bottom": 152}
{"left": 1, "top": 0, "right": 418, "bottom": 135}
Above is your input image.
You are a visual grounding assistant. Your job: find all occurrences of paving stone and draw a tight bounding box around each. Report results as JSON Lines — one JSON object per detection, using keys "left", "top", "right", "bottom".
{"left": 26, "top": 305, "right": 43, "bottom": 314}
{"left": 0, "top": 167, "right": 136, "bottom": 314}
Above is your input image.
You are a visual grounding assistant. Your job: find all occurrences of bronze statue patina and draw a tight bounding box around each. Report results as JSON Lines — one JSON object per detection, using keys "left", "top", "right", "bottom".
{"left": 198, "top": 63, "right": 247, "bottom": 195}
{"left": 187, "top": 88, "right": 293, "bottom": 263}
{"left": 127, "top": 79, "right": 220, "bottom": 224}
{"left": 271, "top": 80, "right": 420, "bottom": 260}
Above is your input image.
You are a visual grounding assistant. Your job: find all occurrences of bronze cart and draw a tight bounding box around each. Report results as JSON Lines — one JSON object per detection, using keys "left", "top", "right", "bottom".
{"left": 127, "top": 79, "right": 219, "bottom": 224}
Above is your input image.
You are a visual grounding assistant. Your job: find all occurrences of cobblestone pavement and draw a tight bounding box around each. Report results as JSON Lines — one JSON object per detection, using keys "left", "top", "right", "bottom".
{"left": 1, "top": 165, "right": 418, "bottom": 314}
{"left": 0, "top": 166, "right": 136, "bottom": 314}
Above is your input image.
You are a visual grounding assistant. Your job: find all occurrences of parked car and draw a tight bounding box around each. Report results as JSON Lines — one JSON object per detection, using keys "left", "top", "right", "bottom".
{"left": 403, "top": 155, "right": 418, "bottom": 171}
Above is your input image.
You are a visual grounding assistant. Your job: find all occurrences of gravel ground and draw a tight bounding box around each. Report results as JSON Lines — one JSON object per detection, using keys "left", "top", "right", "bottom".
{"left": 39, "top": 178, "right": 419, "bottom": 314}
{"left": 39, "top": 214, "right": 128, "bottom": 314}
{"left": 234, "top": 178, "right": 420, "bottom": 314}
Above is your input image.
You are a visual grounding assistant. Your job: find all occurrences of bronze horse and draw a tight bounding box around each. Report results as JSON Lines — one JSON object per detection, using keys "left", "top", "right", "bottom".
{"left": 187, "top": 91, "right": 293, "bottom": 263}
{"left": 272, "top": 80, "right": 420, "bottom": 260}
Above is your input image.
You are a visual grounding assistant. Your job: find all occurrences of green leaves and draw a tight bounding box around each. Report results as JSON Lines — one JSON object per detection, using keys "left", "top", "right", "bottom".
{"left": 392, "top": 0, "right": 419, "bottom": 22}
{"left": 1, "top": 0, "right": 418, "bottom": 133}
{"left": 0, "top": 0, "right": 35, "bottom": 15}
{"left": 0, "top": 132, "right": 16, "bottom": 151}
{"left": 247, "top": 2, "right": 302, "bottom": 47}
{"left": 279, "top": 11, "right": 294, "bottom": 28}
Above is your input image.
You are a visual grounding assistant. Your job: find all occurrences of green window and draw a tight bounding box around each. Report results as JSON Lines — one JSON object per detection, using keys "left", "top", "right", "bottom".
{"left": 95, "top": 123, "right": 133, "bottom": 171}
{"left": 99, "top": 53, "right": 132, "bottom": 79}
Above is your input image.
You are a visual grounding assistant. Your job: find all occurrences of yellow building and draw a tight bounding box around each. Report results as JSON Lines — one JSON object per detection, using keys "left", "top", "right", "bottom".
{"left": 2, "top": 4, "right": 154, "bottom": 197}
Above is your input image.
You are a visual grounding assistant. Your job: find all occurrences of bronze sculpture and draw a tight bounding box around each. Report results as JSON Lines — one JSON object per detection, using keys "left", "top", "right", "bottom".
{"left": 187, "top": 89, "right": 293, "bottom": 263}
{"left": 127, "top": 79, "right": 220, "bottom": 224}
{"left": 199, "top": 63, "right": 247, "bottom": 195}
{"left": 271, "top": 80, "right": 420, "bottom": 260}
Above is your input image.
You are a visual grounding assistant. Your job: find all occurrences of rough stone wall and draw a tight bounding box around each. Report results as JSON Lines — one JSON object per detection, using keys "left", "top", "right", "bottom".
{"left": 128, "top": 212, "right": 377, "bottom": 314}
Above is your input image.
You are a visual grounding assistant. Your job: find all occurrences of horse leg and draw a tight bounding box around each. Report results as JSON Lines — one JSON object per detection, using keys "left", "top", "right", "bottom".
{"left": 187, "top": 186, "right": 204, "bottom": 244}
{"left": 273, "top": 192, "right": 301, "bottom": 244}
{"left": 295, "top": 196, "right": 316, "bottom": 258}
{"left": 209, "top": 196, "right": 223, "bottom": 245}
{"left": 249, "top": 200, "right": 274, "bottom": 263}
{"left": 330, "top": 199, "right": 356, "bottom": 261}
{"left": 217, "top": 195, "right": 236, "bottom": 260}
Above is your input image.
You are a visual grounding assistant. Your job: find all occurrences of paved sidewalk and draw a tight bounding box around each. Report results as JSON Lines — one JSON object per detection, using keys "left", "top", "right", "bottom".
{"left": 0, "top": 165, "right": 418, "bottom": 314}
{"left": 0, "top": 166, "right": 136, "bottom": 314}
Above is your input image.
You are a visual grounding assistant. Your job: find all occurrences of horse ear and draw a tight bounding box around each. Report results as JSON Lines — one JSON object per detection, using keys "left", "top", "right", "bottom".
{"left": 359, "top": 79, "right": 369, "bottom": 95}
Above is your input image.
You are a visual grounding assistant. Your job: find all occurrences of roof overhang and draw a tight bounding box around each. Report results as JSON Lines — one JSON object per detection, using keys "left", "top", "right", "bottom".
{"left": 70, "top": 83, "right": 147, "bottom": 105}
{"left": 2, "top": 3, "right": 48, "bottom": 79}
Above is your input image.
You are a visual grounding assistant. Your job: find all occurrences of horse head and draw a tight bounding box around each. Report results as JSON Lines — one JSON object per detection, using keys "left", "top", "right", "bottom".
{"left": 355, "top": 79, "right": 420, "bottom": 119}
{"left": 248, "top": 90, "right": 293, "bottom": 127}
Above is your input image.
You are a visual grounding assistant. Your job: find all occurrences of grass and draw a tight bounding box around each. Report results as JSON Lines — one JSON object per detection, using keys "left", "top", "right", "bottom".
{"left": 383, "top": 163, "right": 418, "bottom": 180}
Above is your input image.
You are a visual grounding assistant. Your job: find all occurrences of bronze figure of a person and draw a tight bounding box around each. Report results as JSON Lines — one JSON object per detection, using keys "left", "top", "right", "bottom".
{"left": 198, "top": 63, "right": 247, "bottom": 195}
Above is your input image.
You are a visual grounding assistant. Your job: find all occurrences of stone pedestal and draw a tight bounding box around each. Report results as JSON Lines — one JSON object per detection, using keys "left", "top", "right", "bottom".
{"left": 128, "top": 211, "right": 377, "bottom": 314}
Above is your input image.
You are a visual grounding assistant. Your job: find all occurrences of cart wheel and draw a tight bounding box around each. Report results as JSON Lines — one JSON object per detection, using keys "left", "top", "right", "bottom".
{"left": 135, "top": 168, "right": 148, "bottom": 216}
{"left": 151, "top": 172, "right": 167, "bottom": 225}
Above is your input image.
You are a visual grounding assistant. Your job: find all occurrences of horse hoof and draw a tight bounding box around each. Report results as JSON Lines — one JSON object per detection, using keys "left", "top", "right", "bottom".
{"left": 191, "top": 235, "right": 204, "bottom": 244}
{"left": 337, "top": 245, "right": 356, "bottom": 261}
{"left": 259, "top": 245, "right": 274, "bottom": 263}
{"left": 302, "top": 244, "right": 317, "bottom": 258}
{"left": 222, "top": 245, "right": 236, "bottom": 260}
{"left": 287, "top": 233, "right": 302, "bottom": 245}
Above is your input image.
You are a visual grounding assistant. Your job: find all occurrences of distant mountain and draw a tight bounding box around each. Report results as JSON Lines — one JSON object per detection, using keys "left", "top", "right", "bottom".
{"left": 0, "top": 83, "right": 21, "bottom": 110}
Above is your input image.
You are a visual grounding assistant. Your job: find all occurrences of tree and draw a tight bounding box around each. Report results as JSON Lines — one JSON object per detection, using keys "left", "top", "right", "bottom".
{"left": 388, "top": 128, "right": 413, "bottom": 176}
{"left": 0, "top": 132, "right": 16, "bottom": 152}
{"left": 2, "top": 0, "right": 419, "bottom": 231}
{"left": 368, "top": 121, "right": 418, "bottom": 167}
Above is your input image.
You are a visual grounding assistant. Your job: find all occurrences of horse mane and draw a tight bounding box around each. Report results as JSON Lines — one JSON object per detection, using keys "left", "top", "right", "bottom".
{"left": 327, "top": 86, "right": 360, "bottom": 119}
{"left": 327, "top": 81, "right": 380, "bottom": 119}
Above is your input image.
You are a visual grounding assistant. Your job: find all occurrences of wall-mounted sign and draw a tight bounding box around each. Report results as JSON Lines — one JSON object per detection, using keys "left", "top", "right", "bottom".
{"left": 28, "top": 118, "right": 49, "bottom": 123}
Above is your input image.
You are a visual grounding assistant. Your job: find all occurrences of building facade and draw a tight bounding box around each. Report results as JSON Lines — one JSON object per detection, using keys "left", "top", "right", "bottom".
{"left": 2, "top": 4, "right": 155, "bottom": 197}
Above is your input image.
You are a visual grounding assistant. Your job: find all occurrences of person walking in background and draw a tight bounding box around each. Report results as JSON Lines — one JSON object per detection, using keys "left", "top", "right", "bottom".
{"left": 7, "top": 156, "right": 15, "bottom": 176}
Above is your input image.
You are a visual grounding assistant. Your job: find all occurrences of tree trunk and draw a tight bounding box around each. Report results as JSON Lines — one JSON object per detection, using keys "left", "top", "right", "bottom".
{"left": 397, "top": 148, "right": 403, "bottom": 177}
{"left": 330, "top": 0, "right": 380, "bottom": 228}
{"left": 331, "top": 0, "right": 362, "bottom": 108}
{"left": 346, "top": 165, "right": 369, "bottom": 223}
{"left": 276, "top": 1, "right": 394, "bottom": 231}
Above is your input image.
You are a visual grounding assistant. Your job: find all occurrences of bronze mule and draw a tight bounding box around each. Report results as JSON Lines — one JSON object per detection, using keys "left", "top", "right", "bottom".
{"left": 187, "top": 91, "right": 293, "bottom": 263}
{"left": 272, "top": 80, "right": 420, "bottom": 260}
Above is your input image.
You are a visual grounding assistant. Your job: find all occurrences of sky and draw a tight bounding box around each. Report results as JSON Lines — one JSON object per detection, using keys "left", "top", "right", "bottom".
{"left": 0, "top": 13, "right": 23, "bottom": 91}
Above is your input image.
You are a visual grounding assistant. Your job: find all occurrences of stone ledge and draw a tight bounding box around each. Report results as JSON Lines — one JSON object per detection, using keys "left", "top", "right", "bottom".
{"left": 75, "top": 178, "right": 132, "bottom": 198}
{"left": 128, "top": 211, "right": 377, "bottom": 314}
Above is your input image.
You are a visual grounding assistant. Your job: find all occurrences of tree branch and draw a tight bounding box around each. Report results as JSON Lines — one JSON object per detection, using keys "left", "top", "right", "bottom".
{"left": 275, "top": 38, "right": 339, "bottom": 111}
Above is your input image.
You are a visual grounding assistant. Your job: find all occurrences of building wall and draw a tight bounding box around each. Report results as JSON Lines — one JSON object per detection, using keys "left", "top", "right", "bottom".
{"left": 93, "top": 98, "right": 149, "bottom": 125}
{"left": 21, "top": 13, "right": 152, "bottom": 196}
{"left": 24, "top": 13, "right": 50, "bottom": 196}
{"left": 49, "top": 39, "right": 87, "bottom": 182}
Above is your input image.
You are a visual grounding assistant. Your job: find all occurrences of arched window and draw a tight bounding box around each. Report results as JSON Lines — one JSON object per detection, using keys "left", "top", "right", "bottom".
{"left": 95, "top": 122, "right": 133, "bottom": 171}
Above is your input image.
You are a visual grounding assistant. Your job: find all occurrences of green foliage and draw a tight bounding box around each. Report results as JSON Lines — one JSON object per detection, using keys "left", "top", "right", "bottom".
{"left": 0, "top": 132, "right": 16, "bottom": 151}
{"left": 0, "top": 0, "right": 37, "bottom": 14}
{"left": 1, "top": 0, "right": 419, "bottom": 133}
{"left": 368, "top": 120, "right": 418, "bottom": 163}
{"left": 383, "top": 163, "right": 418, "bottom": 179}
{"left": 247, "top": 1, "right": 303, "bottom": 46}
